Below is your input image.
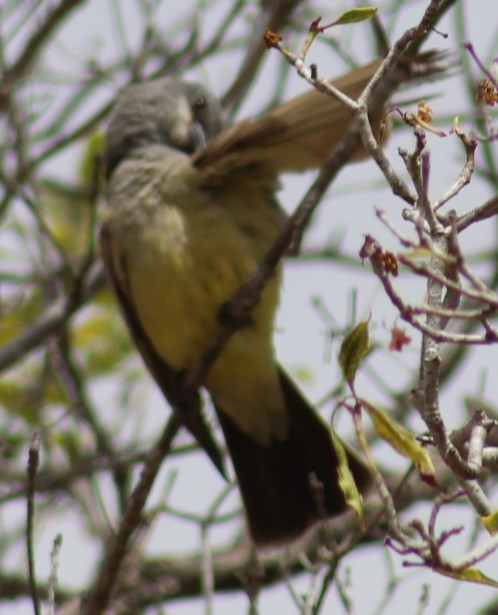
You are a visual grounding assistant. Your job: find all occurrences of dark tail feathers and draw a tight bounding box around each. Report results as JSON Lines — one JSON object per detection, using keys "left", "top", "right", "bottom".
{"left": 217, "top": 368, "right": 371, "bottom": 546}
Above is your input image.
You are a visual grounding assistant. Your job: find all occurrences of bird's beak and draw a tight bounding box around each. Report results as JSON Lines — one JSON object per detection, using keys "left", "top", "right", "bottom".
{"left": 189, "top": 121, "right": 207, "bottom": 151}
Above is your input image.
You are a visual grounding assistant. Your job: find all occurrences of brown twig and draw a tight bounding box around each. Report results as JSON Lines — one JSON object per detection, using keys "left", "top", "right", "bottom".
{"left": 26, "top": 432, "right": 41, "bottom": 615}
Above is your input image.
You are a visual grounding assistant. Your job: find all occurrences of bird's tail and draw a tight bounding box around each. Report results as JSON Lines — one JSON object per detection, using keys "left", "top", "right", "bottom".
{"left": 217, "top": 368, "right": 371, "bottom": 546}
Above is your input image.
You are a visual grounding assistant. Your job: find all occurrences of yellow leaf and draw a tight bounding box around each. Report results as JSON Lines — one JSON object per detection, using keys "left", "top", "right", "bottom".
{"left": 94, "top": 287, "right": 119, "bottom": 307}
{"left": 360, "top": 398, "right": 437, "bottom": 486}
{"left": 437, "top": 567, "right": 498, "bottom": 587}
{"left": 37, "top": 181, "right": 93, "bottom": 256}
{"left": 331, "top": 430, "right": 365, "bottom": 530}
{"left": 338, "top": 321, "right": 370, "bottom": 384}
{"left": 0, "top": 293, "right": 43, "bottom": 346}
{"left": 481, "top": 511, "right": 498, "bottom": 535}
{"left": 73, "top": 312, "right": 116, "bottom": 346}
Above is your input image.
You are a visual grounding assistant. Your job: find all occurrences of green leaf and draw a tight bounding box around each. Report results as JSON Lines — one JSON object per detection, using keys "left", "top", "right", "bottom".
{"left": 291, "top": 364, "right": 314, "bottom": 385}
{"left": 79, "top": 131, "right": 104, "bottom": 185}
{"left": 333, "top": 7, "right": 378, "bottom": 26}
{"left": 338, "top": 320, "right": 370, "bottom": 384}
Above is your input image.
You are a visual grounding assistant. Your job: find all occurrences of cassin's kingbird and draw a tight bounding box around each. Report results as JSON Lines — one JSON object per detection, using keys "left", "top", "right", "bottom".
{"left": 101, "top": 63, "right": 379, "bottom": 546}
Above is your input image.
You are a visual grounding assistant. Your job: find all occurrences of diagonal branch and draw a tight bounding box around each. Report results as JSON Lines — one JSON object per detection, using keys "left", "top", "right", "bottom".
{"left": 0, "top": 0, "right": 88, "bottom": 112}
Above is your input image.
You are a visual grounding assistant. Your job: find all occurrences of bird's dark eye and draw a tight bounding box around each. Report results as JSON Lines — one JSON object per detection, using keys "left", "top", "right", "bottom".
{"left": 193, "top": 96, "right": 206, "bottom": 111}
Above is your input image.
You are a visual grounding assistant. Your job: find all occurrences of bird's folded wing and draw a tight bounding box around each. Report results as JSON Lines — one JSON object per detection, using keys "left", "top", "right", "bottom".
{"left": 100, "top": 227, "right": 227, "bottom": 477}
{"left": 193, "top": 61, "right": 381, "bottom": 174}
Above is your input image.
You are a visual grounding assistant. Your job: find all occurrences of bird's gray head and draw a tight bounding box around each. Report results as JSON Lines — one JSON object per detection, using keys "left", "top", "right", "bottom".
{"left": 105, "top": 77, "right": 224, "bottom": 178}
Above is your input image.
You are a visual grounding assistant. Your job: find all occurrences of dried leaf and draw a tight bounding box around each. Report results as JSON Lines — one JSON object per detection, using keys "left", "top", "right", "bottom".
{"left": 331, "top": 430, "right": 365, "bottom": 530}
{"left": 361, "top": 398, "right": 437, "bottom": 486}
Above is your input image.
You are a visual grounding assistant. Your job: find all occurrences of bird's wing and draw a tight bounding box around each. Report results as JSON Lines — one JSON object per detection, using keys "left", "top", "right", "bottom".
{"left": 193, "top": 61, "right": 382, "bottom": 174}
{"left": 100, "top": 225, "right": 227, "bottom": 477}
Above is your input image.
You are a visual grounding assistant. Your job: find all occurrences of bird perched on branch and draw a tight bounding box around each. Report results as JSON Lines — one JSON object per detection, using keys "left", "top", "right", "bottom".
{"left": 101, "top": 62, "right": 381, "bottom": 546}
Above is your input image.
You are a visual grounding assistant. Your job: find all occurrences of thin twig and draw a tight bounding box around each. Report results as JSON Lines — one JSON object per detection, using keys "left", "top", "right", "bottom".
{"left": 26, "top": 432, "right": 41, "bottom": 615}
{"left": 83, "top": 414, "right": 181, "bottom": 614}
{"left": 47, "top": 534, "right": 63, "bottom": 615}
{"left": 222, "top": 0, "right": 302, "bottom": 113}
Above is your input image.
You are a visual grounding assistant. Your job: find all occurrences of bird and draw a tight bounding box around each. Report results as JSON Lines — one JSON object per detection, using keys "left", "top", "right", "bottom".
{"left": 101, "top": 62, "right": 379, "bottom": 546}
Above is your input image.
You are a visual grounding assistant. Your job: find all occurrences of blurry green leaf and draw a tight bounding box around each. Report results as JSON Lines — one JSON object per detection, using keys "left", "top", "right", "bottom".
{"left": 339, "top": 320, "right": 370, "bottom": 384}
{"left": 79, "top": 131, "right": 105, "bottom": 185}
{"left": 0, "top": 376, "right": 41, "bottom": 423}
{"left": 71, "top": 307, "right": 132, "bottom": 376}
{"left": 38, "top": 131, "right": 104, "bottom": 258}
{"left": 292, "top": 364, "right": 314, "bottom": 385}
{"left": 51, "top": 430, "right": 83, "bottom": 463}
{"left": 333, "top": 7, "right": 378, "bottom": 25}
{"left": 0, "top": 378, "right": 27, "bottom": 414}
{"left": 44, "top": 375, "right": 70, "bottom": 406}
{"left": 0, "top": 431, "right": 25, "bottom": 460}
{"left": 38, "top": 184, "right": 91, "bottom": 256}
{"left": 0, "top": 292, "right": 43, "bottom": 346}
{"left": 94, "top": 286, "right": 119, "bottom": 308}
